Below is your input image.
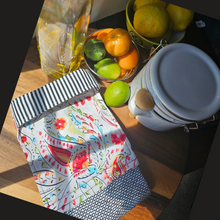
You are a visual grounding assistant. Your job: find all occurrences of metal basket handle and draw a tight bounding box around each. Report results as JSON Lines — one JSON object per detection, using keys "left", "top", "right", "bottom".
{"left": 143, "top": 39, "right": 168, "bottom": 65}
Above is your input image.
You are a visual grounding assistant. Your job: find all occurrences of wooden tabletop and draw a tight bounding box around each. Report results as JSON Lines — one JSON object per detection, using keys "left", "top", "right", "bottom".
{"left": 0, "top": 28, "right": 190, "bottom": 219}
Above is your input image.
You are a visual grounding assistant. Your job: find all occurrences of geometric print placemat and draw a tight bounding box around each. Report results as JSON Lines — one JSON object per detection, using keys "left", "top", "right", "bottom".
{"left": 65, "top": 166, "right": 150, "bottom": 220}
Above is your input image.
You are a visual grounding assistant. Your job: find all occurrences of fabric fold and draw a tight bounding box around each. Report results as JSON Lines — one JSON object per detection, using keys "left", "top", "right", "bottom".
{"left": 10, "top": 69, "right": 100, "bottom": 128}
{"left": 10, "top": 69, "right": 150, "bottom": 219}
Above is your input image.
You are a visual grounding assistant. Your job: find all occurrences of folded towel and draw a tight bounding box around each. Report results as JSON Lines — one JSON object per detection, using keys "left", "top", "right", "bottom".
{"left": 10, "top": 69, "right": 150, "bottom": 219}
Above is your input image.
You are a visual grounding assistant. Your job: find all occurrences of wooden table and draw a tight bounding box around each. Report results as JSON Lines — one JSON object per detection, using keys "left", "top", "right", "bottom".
{"left": 0, "top": 28, "right": 190, "bottom": 219}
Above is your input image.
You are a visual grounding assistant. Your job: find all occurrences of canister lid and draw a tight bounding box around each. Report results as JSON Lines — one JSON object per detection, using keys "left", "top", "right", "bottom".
{"left": 150, "top": 43, "right": 220, "bottom": 121}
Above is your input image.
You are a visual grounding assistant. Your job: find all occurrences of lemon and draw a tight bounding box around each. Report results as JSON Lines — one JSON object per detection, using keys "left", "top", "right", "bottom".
{"left": 133, "top": 4, "right": 170, "bottom": 38}
{"left": 84, "top": 39, "right": 106, "bottom": 61}
{"left": 166, "top": 4, "right": 194, "bottom": 31}
{"left": 158, "top": 0, "right": 167, "bottom": 8}
{"left": 94, "top": 58, "right": 121, "bottom": 80}
{"left": 104, "top": 81, "right": 130, "bottom": 107}
{"left": 133, "top": 0, "right": 160, "bottom": 11}
{"left": 148, "top": 28, "right": 172, "bottom": 43}
{"left": 133, "top": 0, "right": 167, "bottom": 11}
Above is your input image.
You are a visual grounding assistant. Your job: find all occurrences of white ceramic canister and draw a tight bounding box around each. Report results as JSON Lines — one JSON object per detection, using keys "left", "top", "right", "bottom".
{"left": 128, "top": 43, "right": 220, "bottom": 132}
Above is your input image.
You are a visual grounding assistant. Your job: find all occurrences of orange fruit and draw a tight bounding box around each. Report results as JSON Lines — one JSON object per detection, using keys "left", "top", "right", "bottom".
{"left": 97, "top": 28, "right": 114, "bottom": 42}
{"left": 87, "top": 29, "right": 102, "bottom": 41}
{"left": 116, "top": 44, "right": 139, "bottom": 70}
{"left": 104, "top": 28, "right": 132, "bottom": 57}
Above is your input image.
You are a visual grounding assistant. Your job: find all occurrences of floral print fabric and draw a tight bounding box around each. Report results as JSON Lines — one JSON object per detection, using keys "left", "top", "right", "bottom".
{"left": 16, "top": 88, "right": 139, "bottom": 214}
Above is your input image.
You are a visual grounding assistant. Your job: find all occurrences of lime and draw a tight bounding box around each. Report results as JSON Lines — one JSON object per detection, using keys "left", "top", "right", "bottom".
{"left": 84, "top": 39, "right": 106, "bottom": 61}
{"left": 94, "top": 58, "right": 121, "bottom": 80}
{"left": 104, "top": 81, "right": 130, "bottom": 107}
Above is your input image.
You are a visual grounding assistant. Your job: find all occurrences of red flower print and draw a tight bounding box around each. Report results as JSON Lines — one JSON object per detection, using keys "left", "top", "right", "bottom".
{"left": 120, "top": 133, "right": 126, "bottom": 142}
{"left": 80, "top": 99, "right": 85, "bottom": 105}
{"left": 24, "top": 152, "right": 28, "bottom": 159}
{"left": 54, "top": 117, "right": 67, "bottom": 130}
{"left": 74, "top": 101, "right": 79, "bottom": 107}
{"left": 21, "top": 135, "right": 27, "bottom": 143}
{"left": 86, "top": 96, "right": 91, "bottom": 101}
{"left": 71, "top": 150, "right": 90, "bottom": 173}
{"left": 111, "top": 133, "right": 126, "bottom": 145}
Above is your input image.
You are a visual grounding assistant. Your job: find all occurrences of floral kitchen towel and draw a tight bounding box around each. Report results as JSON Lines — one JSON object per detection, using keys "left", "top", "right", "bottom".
{"left": 10, "top": 69, "right": 150, "bottom": 219}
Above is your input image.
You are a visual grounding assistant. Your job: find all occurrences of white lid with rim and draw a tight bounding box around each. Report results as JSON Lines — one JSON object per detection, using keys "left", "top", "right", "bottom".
{"left": 150, "top": 43, "right": 220, "bottom": 121}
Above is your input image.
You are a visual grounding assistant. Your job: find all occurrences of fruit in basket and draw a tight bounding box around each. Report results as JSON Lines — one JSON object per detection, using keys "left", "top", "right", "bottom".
{"left": 166, "top": 4, "right": 194, "bottom": 31}
{"left": 148, "top": 28, "right": 172, "bottom": 43}
{"left": 116, "top": 44, "right": 139, "bottom": 70}
{"left": 104, "top": 81, "right": 130, "bottom": 107}
{"left": 97, "top": 28, "right": 114, "bottom": 42}
{"left": 104, "top": 28, "right": 132, "bottom": 57}
{"left": 133, "top": 4, "right": 170, "bottom": 38}
{"left": 94, "top": 58, "right": 121, "bottom": 80}
{"left": 158, "top": 0, "right": 167, "bottom": 8}
{"left": 133, "top": 0, "right": 167, "bottom": 11}
{"left": 84, "top": 39, "right": 106, "bottom": 61}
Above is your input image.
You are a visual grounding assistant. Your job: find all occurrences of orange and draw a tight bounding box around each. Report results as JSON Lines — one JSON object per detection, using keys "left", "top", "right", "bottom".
{"left": 97, "top": 28, "right": 114, "bottom": 42}
{"left": 87, "top": 29, "right": 102, "bottom": 41}
{"left": 104, "top": 28, "right": 132, "bottom": 57}
{"left": 116, "top": 44, "right": 139, "bottom": 70}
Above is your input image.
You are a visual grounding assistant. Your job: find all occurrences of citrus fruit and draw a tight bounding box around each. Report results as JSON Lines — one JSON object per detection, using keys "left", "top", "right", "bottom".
{"left": 94, "top": 58, "right": 121, "bottom": 80}
{"left": 84, "top": 39, "right": 106, "bottom": 61}
{"left": 166, "top": 4, "right": 194, "bottom": 31}
{"left": 104, "top": 81, "right": 130, "bottom": 107}
{"left": 87, "top": 29, "right": 102, "bottom": 41}
{"left": 133, "top": 4, "right": 170, "bottom": 38}
{"left": 97, "top": 28, "right": 114, "bottom": 42}
{"left": 133, "top": 0, "right": 166, "bottom": 11}
{"left": 158, "top": 1, "right": 167, "bottom": 8}
{"left": 104, "top": 28, "right": 132, "bottom": 57}
{"left": 116, "top": 44, "right": 139, "bottom": 70}
{"left": 148, "top": 28, "right": 172, "bottom": 43}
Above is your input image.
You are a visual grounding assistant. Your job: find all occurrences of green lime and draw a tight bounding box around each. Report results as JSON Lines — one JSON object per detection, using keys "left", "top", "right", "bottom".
{"left": 94, "top": 58, "right": 121, "bottom": 80}
{"left": 104, "top": 81, "right": 130, "bottom": 107}
{"left": 84, "top": 39, "right": 106, "bottom": 61}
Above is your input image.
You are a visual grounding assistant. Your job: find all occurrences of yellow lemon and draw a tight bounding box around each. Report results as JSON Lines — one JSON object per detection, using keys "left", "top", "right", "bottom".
{"left": 133, "top": 0, "right": 160, "bottom": 11}
{"left": 133, "top": 4, "right": 170, "bottom": 38}
{"left": 158, "top": 0, "right": 167, "bottom": 8}
{"left": 148, "top": 28, "right": 172, "bottom": 43}
{"left": 133, "top": 0, "right": 167, "bottom": 11}
{"left": 166, "top": 4, "right": 194, "bottom": 31}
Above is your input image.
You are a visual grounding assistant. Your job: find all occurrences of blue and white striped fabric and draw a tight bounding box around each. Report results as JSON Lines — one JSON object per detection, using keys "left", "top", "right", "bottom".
{"left": 10, "top": 69, "right": 100, "bottom": 128}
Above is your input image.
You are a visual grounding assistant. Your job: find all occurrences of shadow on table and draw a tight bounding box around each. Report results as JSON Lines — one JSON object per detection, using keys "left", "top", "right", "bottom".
{"left": 0, "top": 163, "right": 33, "bottom": 189}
